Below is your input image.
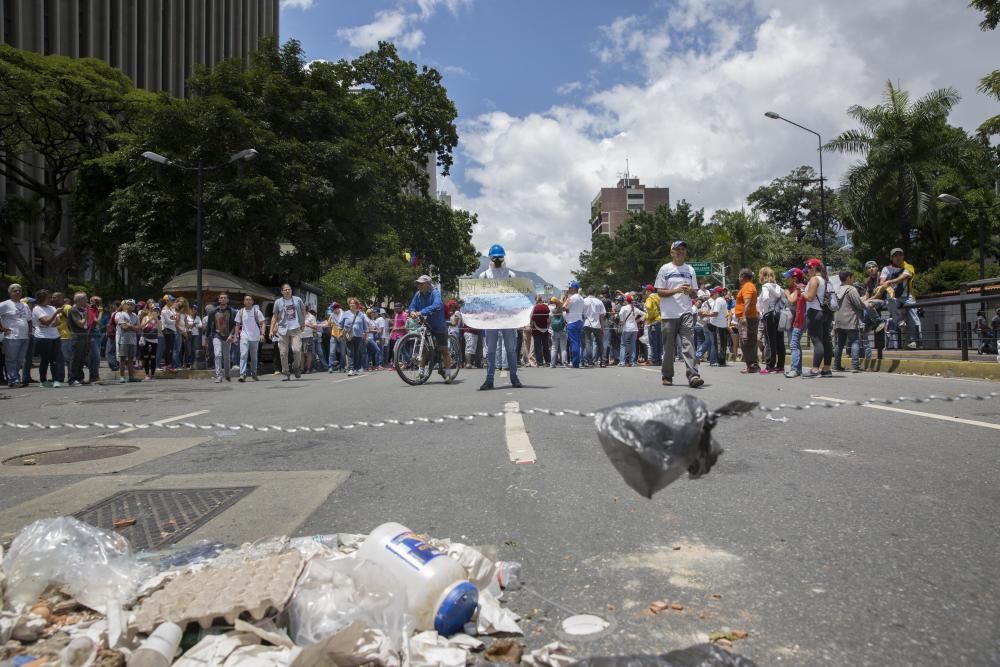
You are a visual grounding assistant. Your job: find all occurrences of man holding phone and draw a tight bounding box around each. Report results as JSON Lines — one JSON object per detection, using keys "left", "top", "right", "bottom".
{"left": 655, "top": 240, "right": 703, "bottom": 388}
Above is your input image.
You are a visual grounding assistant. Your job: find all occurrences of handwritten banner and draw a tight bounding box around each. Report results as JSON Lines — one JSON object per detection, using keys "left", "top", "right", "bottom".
{"left": 459, "top": 278, "right": 537, "bottom": 329}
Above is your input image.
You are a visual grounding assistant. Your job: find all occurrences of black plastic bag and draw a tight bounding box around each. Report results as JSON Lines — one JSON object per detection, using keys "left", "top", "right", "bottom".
{"left": 574, "top": 643, "right": 758, "bottom": 666}
{"left": 595, "top": 395, "right": 756, "bottom": 498}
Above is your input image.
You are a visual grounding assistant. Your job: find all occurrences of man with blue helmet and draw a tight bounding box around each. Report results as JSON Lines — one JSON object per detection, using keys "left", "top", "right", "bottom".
{"left": 562, "top": 279, "right": 585, "bottom": 368}
{"left": 478, "top": 244, "right": 522, "bottom": 390}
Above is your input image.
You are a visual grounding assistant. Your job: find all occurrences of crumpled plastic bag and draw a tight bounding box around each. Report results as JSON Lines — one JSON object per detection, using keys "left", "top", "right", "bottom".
{"left": 2, "top": 516, "right": 154, "bottom": 613}
{"left": 410, "top": 631, "right": 482, "bottom": 667}
{"left": 288, "top": 556, "right": 412, "bottom": 655}
{"left": 573, "top": 643, "right": 758, "bottom": 666}
{"left": 595, "top": 396, "right": 757, "bottom": 498}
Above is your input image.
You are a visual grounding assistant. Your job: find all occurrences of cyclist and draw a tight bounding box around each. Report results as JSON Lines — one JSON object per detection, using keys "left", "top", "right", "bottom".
{"left": 408, "top": 274, "right": 454, "bottom": 380}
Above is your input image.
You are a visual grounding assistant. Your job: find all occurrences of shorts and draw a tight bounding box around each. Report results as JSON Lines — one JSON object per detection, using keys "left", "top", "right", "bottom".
{"left": 118, "top": 343, "right": 137, "bottom": 359}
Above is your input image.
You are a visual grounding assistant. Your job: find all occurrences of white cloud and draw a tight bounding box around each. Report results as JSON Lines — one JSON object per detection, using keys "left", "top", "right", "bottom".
{"left": 338, "top": 0, "right": 470, "bottom": 52}
{"left": 449, "top": 0, "right": 997, "bottom": 286}
{"left": 556, "top": 81, "right": 584, "bottom": 96}
{"left": 280, "top": 0, "right": 315, "bottom": 10}
{"left": 441, "top": 65, "right": 468, "bottom": 76}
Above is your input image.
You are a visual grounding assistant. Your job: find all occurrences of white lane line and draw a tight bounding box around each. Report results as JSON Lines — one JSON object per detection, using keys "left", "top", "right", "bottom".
{"left": 504, "top": 401, "right": 536, "bottom": 464}
{"left": 98, "top": 409, "right": 210, "bottom": 438}
{"left": 332, "top": 373, "right": 372, "bottom": 384}
{"left": 812, "top": 395, "right": 1000, "bottom": 432}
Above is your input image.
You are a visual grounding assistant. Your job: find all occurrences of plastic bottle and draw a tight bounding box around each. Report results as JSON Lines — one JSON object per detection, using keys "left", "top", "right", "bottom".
{"left": 128, "top": 623, "right": 182, "bottom": 667}
{"left": 495, "top": 561, "right": 523, "bottom": 590}
{"left": 357, "top": 522, "right": 479, "bottom": 636}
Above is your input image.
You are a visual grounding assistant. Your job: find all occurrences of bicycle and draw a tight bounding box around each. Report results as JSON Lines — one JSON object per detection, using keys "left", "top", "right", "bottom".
{"left": 393, "top": 319, "right": 462, "bottom": 385}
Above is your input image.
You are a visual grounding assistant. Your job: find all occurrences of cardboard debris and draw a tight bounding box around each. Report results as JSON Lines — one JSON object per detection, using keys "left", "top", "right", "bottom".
{"left": 523, "top": 641, "right": 576, "bottom": 667}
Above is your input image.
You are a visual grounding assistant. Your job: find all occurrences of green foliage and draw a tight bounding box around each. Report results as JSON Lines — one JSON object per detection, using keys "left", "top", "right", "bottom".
{"left": 746, "top": 165, "right": 839, "bottom": 246}
{"left": 911, "top": 259, "right": 1000, "bottom": 294}
{"left": 574, "top": 201, "right": 710, "bottom": 289}
{"left": 970, "top": 0, "right": 1000, "bottom": 30}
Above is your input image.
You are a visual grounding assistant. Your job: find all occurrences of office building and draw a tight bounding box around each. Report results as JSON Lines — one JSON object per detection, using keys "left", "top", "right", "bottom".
{"left": 589, "top": 176, "right": 670, "bottom": 237}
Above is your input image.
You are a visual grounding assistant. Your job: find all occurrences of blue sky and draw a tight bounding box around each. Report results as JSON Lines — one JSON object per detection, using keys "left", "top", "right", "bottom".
{"left": 280, "top": 0, "right": 996, "bottom": 285}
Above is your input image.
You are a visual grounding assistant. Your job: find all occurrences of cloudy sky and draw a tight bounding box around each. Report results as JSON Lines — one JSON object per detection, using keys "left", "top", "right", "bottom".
{"left": 280, "top": 0, "right": 997, "bottom": 285}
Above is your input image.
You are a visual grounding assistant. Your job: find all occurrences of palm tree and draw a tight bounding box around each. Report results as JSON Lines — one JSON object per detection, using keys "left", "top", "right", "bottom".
{"left": 707, "top": 209, "right": 781, "bottom": 279}
{"left": 825, "top": 81, "right": 972, "bottom": 255}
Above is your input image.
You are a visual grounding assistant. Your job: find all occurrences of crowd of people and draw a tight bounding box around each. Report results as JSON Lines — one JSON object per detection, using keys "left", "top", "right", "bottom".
{"left": 3, "top": 244, "right": 994, "bottom": 390}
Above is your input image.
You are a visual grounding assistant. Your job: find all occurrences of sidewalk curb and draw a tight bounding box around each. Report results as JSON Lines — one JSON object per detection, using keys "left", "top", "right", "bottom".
{"left": 863, "top": 358, "right": 1000, "bottom": 381}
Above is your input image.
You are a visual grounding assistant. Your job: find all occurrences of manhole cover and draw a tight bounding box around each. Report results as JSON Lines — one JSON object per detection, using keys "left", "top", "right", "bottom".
{"left": 74, "top": 487, "right": 255, "bottom": 551}
{"left": 4, "top": 446, "right": 139, "bottom": 466}
{"left": 75, "top": 397, "right": 153, "bottom": 404}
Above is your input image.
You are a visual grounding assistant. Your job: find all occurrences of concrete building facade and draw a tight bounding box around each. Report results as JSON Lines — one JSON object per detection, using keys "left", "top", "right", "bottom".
{"left": 0, "top": 0, "right": 279, "bottom": 276}
{"left": 589, "top": 177, "right": 670, "bottom": 238}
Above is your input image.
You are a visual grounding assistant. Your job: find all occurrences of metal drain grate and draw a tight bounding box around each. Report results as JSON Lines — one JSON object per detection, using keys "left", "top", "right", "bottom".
{"left": 4, "top": 446, "right": 138, "bottom": 466}
{"left": 74, "top": 487, "right": 255, "bottom": 551}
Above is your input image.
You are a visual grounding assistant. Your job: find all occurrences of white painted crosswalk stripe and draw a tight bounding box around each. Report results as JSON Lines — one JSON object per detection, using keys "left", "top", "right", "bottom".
{"left": 812, "top": 395, "right": 1000, "bottom": 432}
{"left": 504, "top": 401, "right": 536, "bottom": 464}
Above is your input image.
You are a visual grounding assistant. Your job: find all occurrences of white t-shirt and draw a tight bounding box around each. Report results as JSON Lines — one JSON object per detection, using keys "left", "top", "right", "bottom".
{"left": 479, "top": 266, "right": 516, "bottom": 279}
{"left": 654, "top": 262, "right": 699, "bottom": 319}
{"left": 236, "top": 306, "right": 263, "bottom": 342}
{"left": 583, "top": 296, "right": 606, "bottom": 328}
{"left": 379, "top": 316, "right": 392, "bottom": 340}
{"left": 564, "top": 293, "right": 585, "bottom": 324}
{"left": 300, "top": 313, "right": 317, "bottom": 339}
{"left": 115, "top": 312, "right": 138, "bottom": 346}
{"left": 618, "top": 304, "right": 639, "bottom": 332}
{"left": 32, "top": 305, "right": 59, "bottom": 339}
{"left": 0, "top": 299, "right": 30, "bottom": 339}
{"left": 161, "top": 305, "right": 177, "bottom": 331}
{"left": 759, "top": 282, "right": 783, "bottom": 314}
{"left": 710, "top": 297, "right": 729, "bottom": 328}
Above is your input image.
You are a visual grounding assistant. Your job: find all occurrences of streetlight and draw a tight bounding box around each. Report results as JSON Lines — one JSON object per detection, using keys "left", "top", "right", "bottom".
{"left": 937, "top": 192, "right": 999, "bottom": 281}
{"left": 141, "top": 148, "right": 258, "bottom": 368}
{"left": 765, "top": 111, "right": 827, "bottom": 264}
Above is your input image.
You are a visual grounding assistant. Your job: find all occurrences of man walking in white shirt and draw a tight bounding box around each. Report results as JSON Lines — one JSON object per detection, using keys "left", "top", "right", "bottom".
{"left": 234, "top": 295, "right": 264, "bottom": 381}
{"left": 270, "top": 284, "right": 305, "bottom": 381}
{"left": 654, "top": 240, "right": 704, "bottom": 388}
{"left": 582, "top": 287, "right": 607, "bottom": 367}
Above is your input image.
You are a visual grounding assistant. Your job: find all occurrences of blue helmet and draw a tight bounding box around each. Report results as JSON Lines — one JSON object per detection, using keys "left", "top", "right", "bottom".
{"left": 568, "top": 280, "right": 580, "bottom": 290}
{"left": 488, "top": 244, "right": 506, "bottom": 258}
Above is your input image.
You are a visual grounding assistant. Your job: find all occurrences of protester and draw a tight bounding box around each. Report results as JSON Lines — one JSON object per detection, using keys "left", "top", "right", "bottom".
{"left": 301, "top": 306, "right": 318, "bottom": 372}
{"left": 479, "top": 244, "right": 522, "bottom": 389}
{"left": 562, "top": 280, "right": 584, "bottom": 368}
{"left": 783, "top": 268, "right": 807, "bottom": 378}
{"left": 0, "top": 284, "right": 32, "bottom": 388}
{"left": 206, "top": 293, "right": 237, "bottom": 383}
{"left": 529, "top": 296, "right": 550, "bottom": 368}
{"left": 617, "top": 293, "right": 640, "bottom": 366}
{"left": 327, "top": 302, "right": 346, "bottom": 372}
{"left": 365, "top": 308, "right": 382, "bottom": 370}
{"left": 30, "top": 289, "right": 62, "bottom": 387}
{"left": 340, "top": 297, "right": 371, "bottom": 377}
{"left": 270, "top": 284, "right": 305, "bottom": 381}
{"left": 655, "top": 241, "right": 703, "bottom": 388}
{"left": 139, "top": 303, "right": 162, "bottom": 381}
{"left": 115, "top": 300, "right": 140, "bottom": 384}
{"left": 833, "top": 270, "right": 866, "bottom": 372}
{"left": 65, "top": 292, "right": 90, "bottom": 386}
{"left": 758, "top": 267, "right": 785, "bottom": 374}
{"left": 548, "top": 297, "right": 567, "bottom": 368}
{"left": 582, "top": 287, "right": 606, "bottom": 368}
{"left": 733, "top": 269, "right": 760, "bottom": 374}
{"left": 644, "top": 284, "right": 662, "bottom": 366}
{"left": 87, "top": 295, "right": 104, "bottom": 383}
{"left": 803, "top": 258, "right": 833, "bottom": 377}
{"left": 880, "top": 248, "right": 921, "bottom": 349}
{"left": 704, "top": 286, "right": 728, "bottom": 367}
{"left": 234, "top": 295, "right": 265, "bottom": 382}
{"left": 160, "top": 294, "right": 178, "bottom": 371}
{"left": 174, "top": 297, "right": 193, "bottom": 369}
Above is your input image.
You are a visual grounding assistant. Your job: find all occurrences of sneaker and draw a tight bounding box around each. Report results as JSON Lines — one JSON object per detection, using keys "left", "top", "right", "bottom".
{"left": 52, "top": 381, "right": 63, "bottom": 388}
{"left": 479, "top": 380, "right": 494, "bottom": 391}
{"left": 238, "top": 375, "right": 246, "bottom": 383}
{"left": 906, "top": 341, "right": 918, "bottom": 349}
{"left": 820, "top": 370, "right": 833, "bottom": 377}
{"left": 347, "top": 370, "right": 355, "bottom": 377}
{"left": 662, "top": 378, "right": 673, "bottom": 386}
{"left": 295, "top": 371, "right": 301, "bottom": 379}
{"left": 771, "top": 367, "right": 784, "bottom": 374}
{"left": 710, "top": 363, "right": 719, "bottom": 367}
{"left": 225, "top": 376, "right": 232, "bottom": 382}
{"left": 128, "top": 377, "right": 142, "bottom": 383}
{"left": 803, "top": 370, "right": 821, "bottom": 378}
{"left": 784, "top": 370, "right": 800, "bottom": 378}
{"left": 117, "top": 377, "right": 126, "bottom": 384}
{"left": 252, "top": 375, "right": 259, "bottom": 381}
{"left": 759, "top": 368, "right": 770, "bottom": 375}
{"left": 832, "top": 366, "right": 845, "bottom": 373}
{"left": 68, "top": 380, "right": 80, "bottom": 386}
{"left": 510, "top": 379, "right": 523, "bottom": 388}
{"left": 215, "top": 378, "right": 223, "bottom": 383}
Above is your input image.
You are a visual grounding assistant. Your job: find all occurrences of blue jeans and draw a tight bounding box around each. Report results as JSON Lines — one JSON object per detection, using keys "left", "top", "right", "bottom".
{"left": 367, "top": 339, "right": 381, "bottom": 368}
{"left": 313, "top": 338, "right": 327, "bottom": 370}
{"left": 328, "top": 337, "right": 345, "bottom": 370}
{"left": 485, "top": 328, "right": 519, "bottom": 381}
{"left": 888, "top": 295, "right": 921, "bottom": 345}
{"left": 550, "top": 330, "right": 567, "bottom": 366}
{"left": 789, "top": 327, "right": 803, "bottom": 374}
{"left": 105, "top": 337, "right": 119, "bottom": 371}
{"left": 88, "top": 336, "right": 102, "bottom": 378}
{"left": 704, "top": 325, "right": 718, "bottom": 365}
{"left": 834, "top": 328, "right": 861, "bottom": 370}
{"left": 566, "top": 320, "right": 583, "bottom": 368}
{"left": 648, "top": 322, "right": 662, "bottom": 364}
{"left": 3, "top": 338, "right": 29, "bottom": 384}
{"left": 60, "top": 339, "right": 75, "bottom": 378}
{"left": 239, "top": 338, "right": 260, "bottom": 377}
{"left": 619, "top": 330, "right": 638, "bottom": 364}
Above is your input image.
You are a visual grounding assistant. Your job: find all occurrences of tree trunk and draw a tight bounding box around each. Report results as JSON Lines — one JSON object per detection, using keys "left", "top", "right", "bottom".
{"left": 37, "top": 194, "right": 73, "bottom": 287}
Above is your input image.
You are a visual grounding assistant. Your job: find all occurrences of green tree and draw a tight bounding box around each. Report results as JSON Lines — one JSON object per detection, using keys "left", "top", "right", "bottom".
{"left": 826, "top": 81, "right": 975, "bottom": 259}
{"left": 746, "top": 165, "right": 839, "bottom": 247}
{"left": 0, "top": 45, "right": 138, "bottom": 285}
{"left": 971, "top": 0, "right": 1000, "bottom": 136}
{"left": 970, "top": 0, "right": 1000, "bottom": 30}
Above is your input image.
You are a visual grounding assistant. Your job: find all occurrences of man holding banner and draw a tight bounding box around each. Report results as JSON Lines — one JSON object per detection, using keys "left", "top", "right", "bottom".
{"left": 477, "top": 244, "right": 523, "bottom": 391}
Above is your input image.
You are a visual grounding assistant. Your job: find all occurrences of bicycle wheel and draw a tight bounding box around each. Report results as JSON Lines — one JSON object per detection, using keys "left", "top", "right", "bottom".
{"left": 394, "top": 332, "right": 430, "bottom": 385}
{"left": 439, "top": 333, "right": 462, "bottom": 384}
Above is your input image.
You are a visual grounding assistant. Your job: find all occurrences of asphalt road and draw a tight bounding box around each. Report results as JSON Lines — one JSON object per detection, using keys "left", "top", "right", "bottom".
{"left": 1, "top": 363, "right": 998, "bottom": 665}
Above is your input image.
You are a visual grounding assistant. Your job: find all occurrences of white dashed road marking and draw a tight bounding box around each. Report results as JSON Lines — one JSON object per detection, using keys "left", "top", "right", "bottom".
{"left": 504, "top": 401, "right": 537, "bottom": 464}
{"left": 812, "top": 395, "right": 1000, "bottom": 432}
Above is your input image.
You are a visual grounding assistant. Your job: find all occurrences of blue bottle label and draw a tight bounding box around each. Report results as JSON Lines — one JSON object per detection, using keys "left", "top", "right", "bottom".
{"left": 386, "top": 531, "right": 444, "bottom": 570}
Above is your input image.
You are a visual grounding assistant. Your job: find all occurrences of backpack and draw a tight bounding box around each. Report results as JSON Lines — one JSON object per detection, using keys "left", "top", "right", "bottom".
{"left": 551, "top": 313, "right": 566, "bottom": 333}
{"left": 821, "top": 279, "right": 840, "bottom": 314}
{"left": 776, "top": 292, "right": 793, "bottom": 332}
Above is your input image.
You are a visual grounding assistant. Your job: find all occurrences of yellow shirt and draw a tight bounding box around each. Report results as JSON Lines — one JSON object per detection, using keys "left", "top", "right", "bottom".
{"left": 644, "top": 293, "right": 660, "bottom": 323}
{"left": 57, "top": 304, "right": 72, "bottom": 340}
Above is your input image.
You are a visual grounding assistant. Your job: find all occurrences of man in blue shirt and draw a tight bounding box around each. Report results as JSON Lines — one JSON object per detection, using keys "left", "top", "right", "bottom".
{"left": 408, "top": 274, "right": 454, "bottom": 381}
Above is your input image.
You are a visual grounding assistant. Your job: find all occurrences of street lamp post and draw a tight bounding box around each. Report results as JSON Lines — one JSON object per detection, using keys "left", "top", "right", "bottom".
{"left": 141, "top": 148, "right": 258, "bottom": 368}
{"left": 765, "top": 111, "right": 826, "bottom": 264}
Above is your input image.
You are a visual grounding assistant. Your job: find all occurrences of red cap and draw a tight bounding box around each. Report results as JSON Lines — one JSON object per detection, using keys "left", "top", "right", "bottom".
{"left": 625, "top": 294, "right": 633, "bottom": 302}
{"left": 712, "top": 286, "right": 724, "bottom": 294}
{"left": 805, "top": 258, "right": 823, "bottom": 270}
{"left": 645, "top": 284, "right": 654, "bottom": 292}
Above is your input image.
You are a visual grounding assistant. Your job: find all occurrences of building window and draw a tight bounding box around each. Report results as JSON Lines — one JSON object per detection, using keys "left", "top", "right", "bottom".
{"left": 627, "top": 193, "right": 644, "bottom": 199}
{"left": 601, "top": 212, "right": 609, "bottom": 222}
{"left": 627, "top": 203, "right": 643, "bottom": 211}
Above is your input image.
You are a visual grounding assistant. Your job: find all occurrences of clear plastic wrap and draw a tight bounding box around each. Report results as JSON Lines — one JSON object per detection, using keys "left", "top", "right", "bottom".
{"left": 288, "top": 556, "right": 412, "bottom": 655}
{"left": 595, "top": 396, "right": 756, "bottom": 498}
{"left": 2, "top": 516, "right": 154, "bottom": 613}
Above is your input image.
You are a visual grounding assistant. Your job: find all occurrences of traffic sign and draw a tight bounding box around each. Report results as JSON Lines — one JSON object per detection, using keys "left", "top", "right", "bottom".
{"left": 689, "top": 261, "right": 713, "bottom": 277}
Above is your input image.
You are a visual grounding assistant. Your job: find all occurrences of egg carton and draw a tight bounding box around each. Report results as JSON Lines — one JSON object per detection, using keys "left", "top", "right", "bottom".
{"left": 135, "top": 550, "right": 305, "bottom": 633}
